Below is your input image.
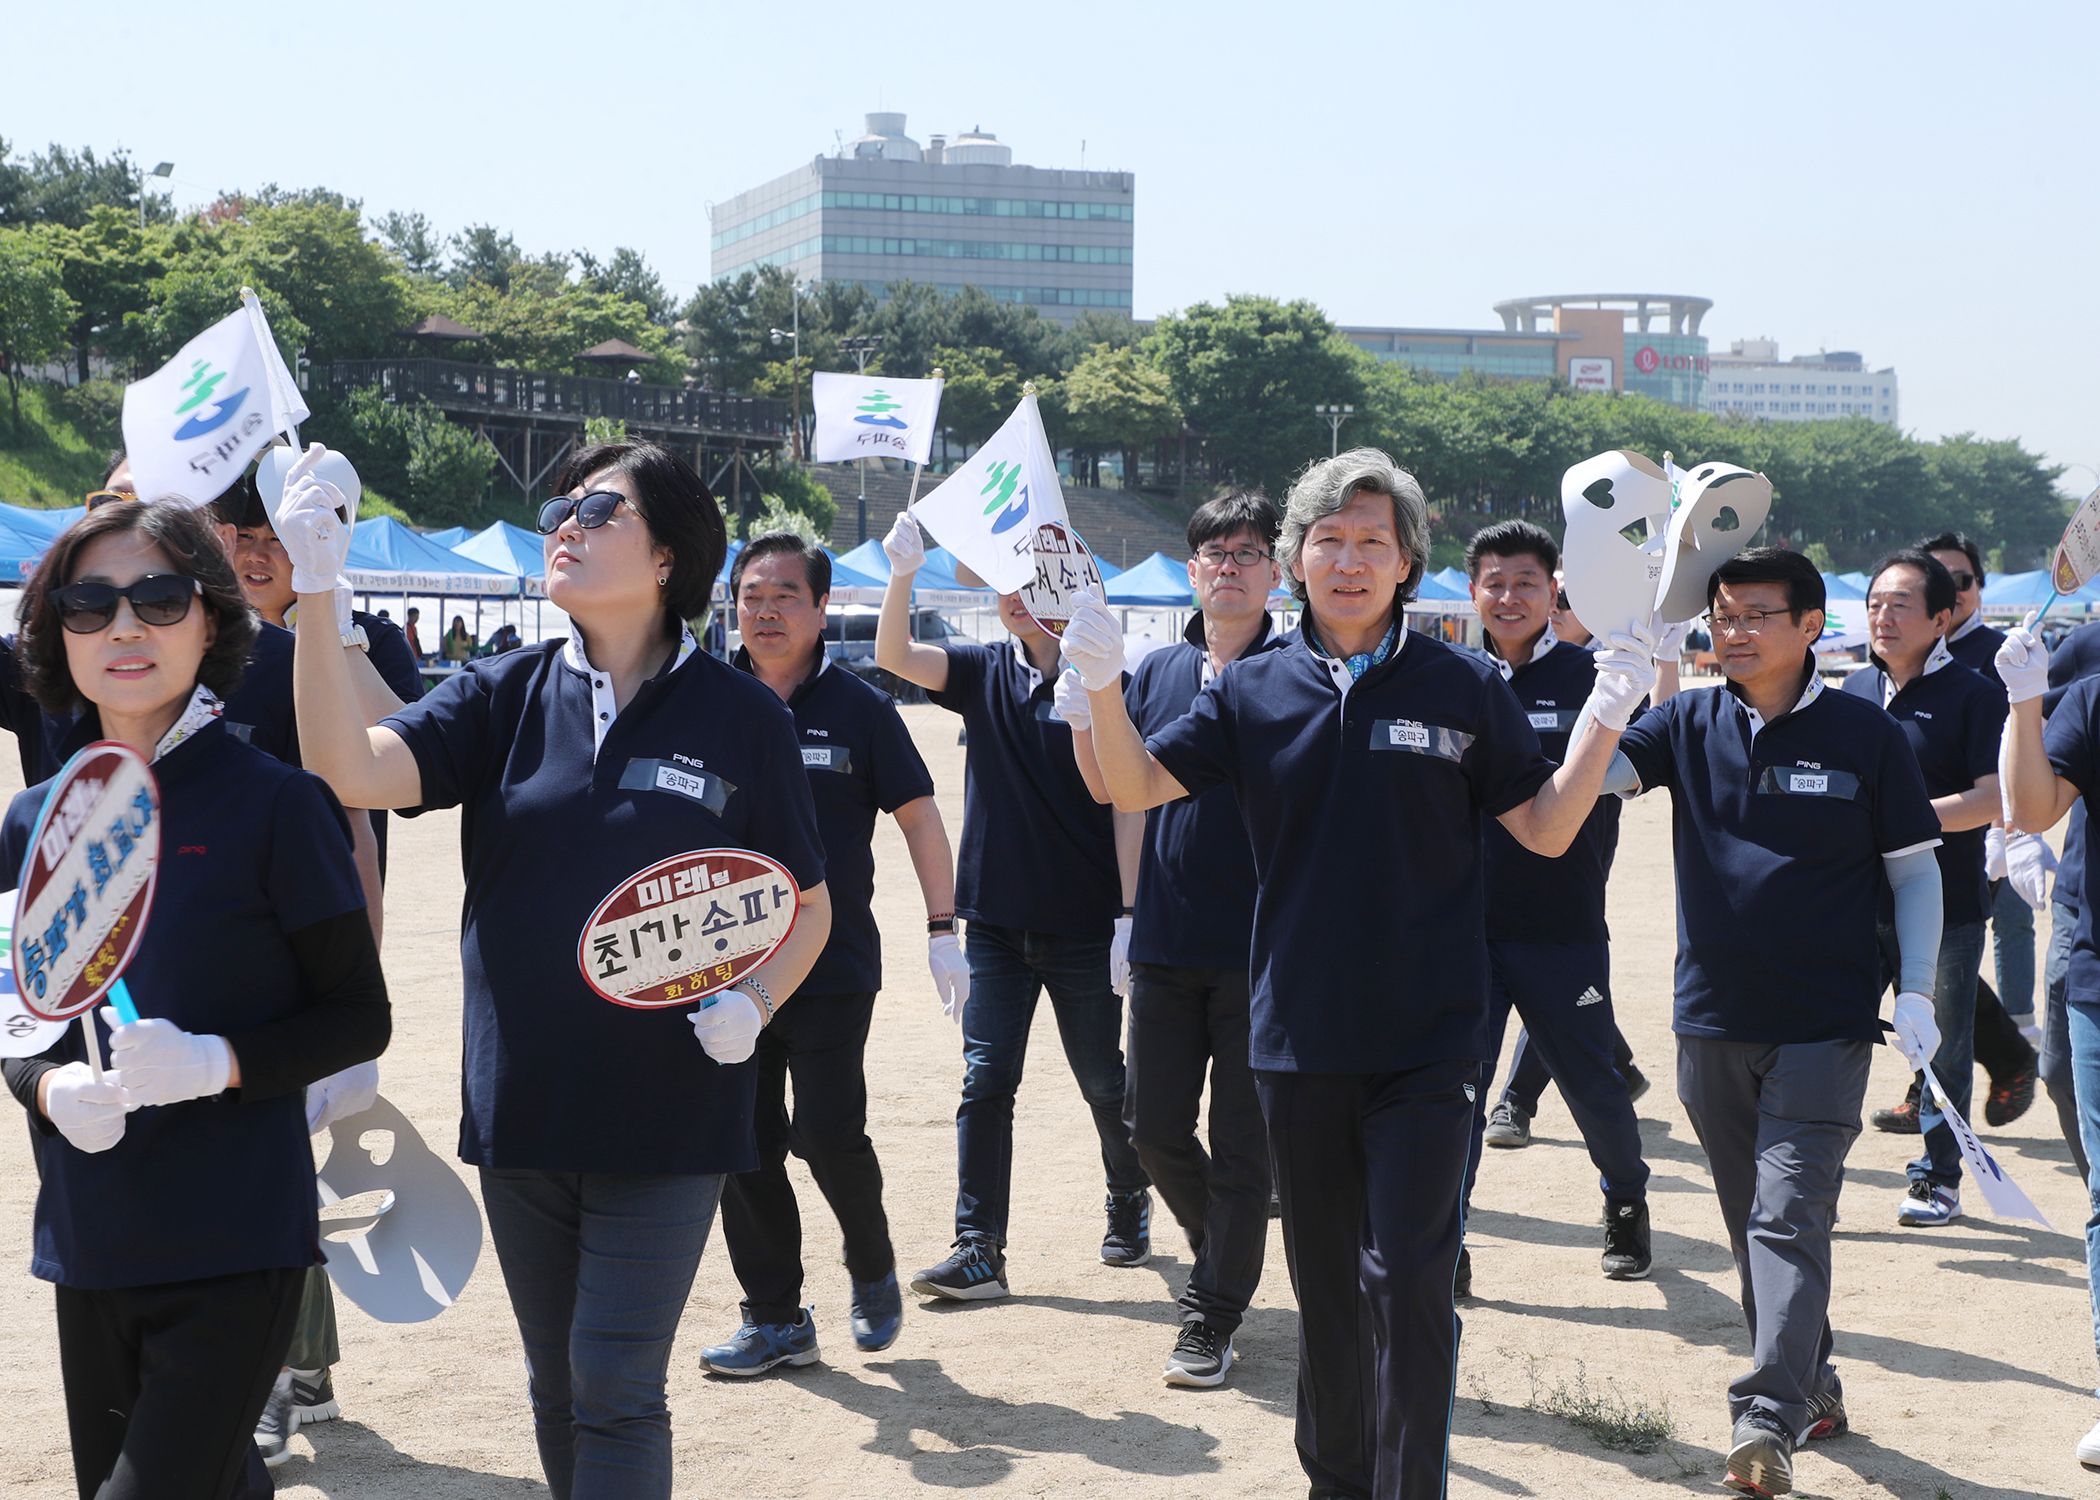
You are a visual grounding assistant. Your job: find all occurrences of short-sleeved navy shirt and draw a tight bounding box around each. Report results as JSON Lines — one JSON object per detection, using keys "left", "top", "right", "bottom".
{"left": 1619, "top": 668, "right": 1942, "bottom": 1044}
{"left": 1, "top": 721, "right": 364, "bottom": 1288}
{"left": 221, "top": 621, "right": 300, "bottom": 765}
{"left": 382, "top": 638, "right": 826, "bottom": 1175}
{"left": 1842, "top": 655, "right": 2006, "bottom": 925}
{"left": 2040, "top": 679, "right": 2100, "bottom": 990}
{"left": 735, "top": 651, "right": 935, "bottom": 996}
{"left": 929, "top": 639, "right": 1118, "bottom": 936}
{"left": 1946, "top": 615, "right": 2007, "bottom": 679}
{"left": 359, "top": 611, "right": 425, "bottom": 705}
{"left": 1146, "top": 627, "right": 1555, "bottom": 1073}
{"left": 2045, "top": 623, "right": 2100, "bottom": 911}
{"left": 1123, "top": 614, "right": 1282, "bottom": 969}
{"left": 1467, "top": 638, "right": 1620, "bottom": 944}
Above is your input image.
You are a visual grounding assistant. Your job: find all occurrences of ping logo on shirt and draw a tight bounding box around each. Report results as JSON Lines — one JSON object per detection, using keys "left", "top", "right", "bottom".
{"left": 1370, "top": 719, "right": 1474, "bottom": 763}
{"left": 1756, "top": 764, "right": 1863, "bottom": 801}
{"left": 618, "top": 758, "right": 735, "bottom": 816}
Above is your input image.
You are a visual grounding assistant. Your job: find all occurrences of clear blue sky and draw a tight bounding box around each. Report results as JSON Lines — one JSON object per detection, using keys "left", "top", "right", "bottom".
{"left": 9, "top": 0, "right": 2096, "bottom": 492}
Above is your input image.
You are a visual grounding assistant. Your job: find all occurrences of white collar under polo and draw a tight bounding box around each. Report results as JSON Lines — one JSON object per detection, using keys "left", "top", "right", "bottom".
{"left": 563, "top": 624, "right": 700, "bottom": 757}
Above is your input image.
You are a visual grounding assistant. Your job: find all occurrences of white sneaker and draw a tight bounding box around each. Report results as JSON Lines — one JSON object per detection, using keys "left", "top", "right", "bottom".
{"left": 2077, "top": 1415, "right": 2100, "bottom": 1467}
{"left": 1895, "top": 1180, "right": 1961, "bottom": 1227}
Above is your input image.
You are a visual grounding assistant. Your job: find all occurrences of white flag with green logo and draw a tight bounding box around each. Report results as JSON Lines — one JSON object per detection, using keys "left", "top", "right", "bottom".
{"left": 910, "top": 392, "right": 1069, "bottom": 594}
{"left": 811, "top": 371, "right": 942, "bottom": 466}
{"left": 120, "top": 303, "right": 308, "bottom": 509}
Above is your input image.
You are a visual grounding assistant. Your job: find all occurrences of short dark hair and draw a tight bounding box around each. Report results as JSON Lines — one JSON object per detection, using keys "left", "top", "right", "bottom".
{"left": 550, "top": 442, "right": 727, "bottom": 637}
{"left": 212, "top": 470, "right": 269, "bottom": 530}
{"left": 1466, "top": 519, "right": 1559, "bottom": 579}
{"left": 1187, "top": 487, "right": 1280, "bottom": 553}
{"left": 1917, "top": 531, "right": 1984, "bottom": 587}
{"left": 1867, "top": 548, "right": 1958, "bottom": 621}
{"left": 731, "top": 532, "right": 832, "bottom": 602}
{"left": 103, "top": 448, "right": 126, "bottom": 486}
{"left": 1709, "top": 546, "right": 1826, "bottom": 617}
{"left": 21, "top": 501, "right": 258, "bottom": 715}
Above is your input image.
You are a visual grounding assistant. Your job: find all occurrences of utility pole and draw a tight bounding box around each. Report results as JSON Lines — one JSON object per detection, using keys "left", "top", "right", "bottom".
{"left": 769, "top": 281, "right": 805, "bottom": 461}
{"left": 1314, "top": 403, "right": 1354, "bottom": 458}
{"left": 840, "top": 333, "right": 885, "bottom": 542}
{"left": 139, "top": 161, "right": 173, "bottom": 231}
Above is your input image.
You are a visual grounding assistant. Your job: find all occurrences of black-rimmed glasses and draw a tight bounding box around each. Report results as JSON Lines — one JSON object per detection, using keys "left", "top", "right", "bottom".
{"left": 51, "top": 575, "right": 202, "bottom": 634}
{"left": 537, "top": 491, "right": 633, "bottom": 535}
{"left": 1194, "top": 545, "right": 1272, "bottom": 569}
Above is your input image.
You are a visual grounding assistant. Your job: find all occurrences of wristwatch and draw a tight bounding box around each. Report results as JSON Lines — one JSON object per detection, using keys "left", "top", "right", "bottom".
{"left": 341, "top": 623, "right": 370, "bottom": 653}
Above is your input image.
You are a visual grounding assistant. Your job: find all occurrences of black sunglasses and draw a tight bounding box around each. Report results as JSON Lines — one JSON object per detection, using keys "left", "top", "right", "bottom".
{"left": 1947, "top": 570, "right": 1978, "bottom": 592}
{"left": 84, "top": 489, "right": 136, "bottom": 510}
{"left": 537, "top": 490, "right": 632, "bottom": 535}
{"left": 51, "top": 575, "right": 202, "bottom": 634}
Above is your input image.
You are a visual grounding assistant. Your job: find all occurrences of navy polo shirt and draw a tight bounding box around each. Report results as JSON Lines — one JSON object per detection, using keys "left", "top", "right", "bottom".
{"left": 2039, "top": 680, "right": 2100, "bottom": 991}
{"left": 1468, "top": 637, "right": 1619, "bottom": 944}
{"left": 1842, "top": 653, "right": 2006, "bottom": 925}
{"left": 1619, "top": 667, "right": 1942, "bottom": 1045}
{"left": 0, "top": 635, "right": 65, "bottom": 785}
{"left": 0, "top": 721, "right": 364, "bottom": 1288}
{"left": 1146, "top": 627, "right": 1555, "bottom": 1073}
{"left": 1946, "top": 615, "right": 2007, "bottom": 678}
{"left": 359, "top": 611, "right": 425, "bottom": 705}
{"left": 382, "top": 638, "right": 826, "bottom": 1176}
{"left": 929, "top": 639, "right": 1118, "bottom": 937}
{"left": 735, "top": 650, "right": 935, "bottom": 996}
{"left": 2046, "top": 622, "right": 2100, "bottom": 912}
{"left": 221, "top": 621, "right": 300, "bottom": 765}
{"left": 1124, "top": 613, "right": 1283, "bottom": 969}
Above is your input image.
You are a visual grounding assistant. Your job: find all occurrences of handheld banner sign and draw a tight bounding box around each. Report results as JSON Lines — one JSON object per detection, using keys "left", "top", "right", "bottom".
{"left": 13, "top": 743, "right": 159, "bottom": 1023}
{"left": 1653, "top": 461, "right": 1772, "bottom": 624}
{"left": 1559, "top": 450, "right": 1672, "bottom": 640}
{"left": 2051, "top": 485, "right": 2100, "bottom": 598}
{"left": 1921, "top": 1066, "right": 2052, "bottom": 1229}
{"left": 1019, "top": 520, "right": 1103, "bottom": 638}
{"left": 316, "top": 1095, "right": 483, "bottom": 1323}
{"left": 0, "top": 892, "right": 67, "bottom": 1059}
{"left": 578, "top": 849, "right": 800, "bottom": 1008}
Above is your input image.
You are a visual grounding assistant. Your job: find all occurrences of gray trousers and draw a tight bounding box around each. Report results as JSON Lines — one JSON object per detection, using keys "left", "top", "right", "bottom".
{"left": 1677, "top": 1035, "right": 1873, "bottom": 1438}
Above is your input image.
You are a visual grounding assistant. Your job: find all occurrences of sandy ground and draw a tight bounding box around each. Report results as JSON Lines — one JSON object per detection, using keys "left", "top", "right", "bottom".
{"left": 1, "top": 695, "right": 2094, "bottom": 1498}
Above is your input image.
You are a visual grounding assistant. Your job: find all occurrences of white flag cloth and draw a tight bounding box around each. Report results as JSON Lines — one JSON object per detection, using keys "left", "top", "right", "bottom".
{"left": 811, "top": 372, "right": 943, "bottom": 466}
{"left": 120, "top": 299, "right": 308, "bottom": 509}
{"left": 910, "top": 392, "right": 1069, "bottom": 594}
{"left": 1921, "top": 1065, "right": 2052, "bottom": 1228}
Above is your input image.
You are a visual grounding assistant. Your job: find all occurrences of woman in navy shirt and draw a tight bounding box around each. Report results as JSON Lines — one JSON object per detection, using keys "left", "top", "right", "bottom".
{"left": 283, "top": 442, "right": 831, "bottom": 1500}
{"left": 0, "top": 500, "right": 387, "bottom": 1498}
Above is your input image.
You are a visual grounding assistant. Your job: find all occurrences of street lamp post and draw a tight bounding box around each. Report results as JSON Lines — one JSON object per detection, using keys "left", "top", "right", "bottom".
{"left": 768, "top": 280, "right": 806, "bottom": 463}
{"left": 138, "top": 161, "right": 173, "bottom": 231}
{"left": 840, "top": 334, "right": 885, "bottom": 541}
{"left": 1314, "top": 403, "right": 1355, "bottom": 459}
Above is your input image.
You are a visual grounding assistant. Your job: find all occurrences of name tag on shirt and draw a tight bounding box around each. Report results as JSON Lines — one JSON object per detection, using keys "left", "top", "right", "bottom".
{"left": 1527, "top": 709, "right": 1575, "bottom": 733}
{"left": 800, "top": 745, "right": 854, "bottom": 775}
{"left": 618, "top": 758, "right": 735, "bottom": 816}
{"left": 1756, "top": 765, "right": 1863, "bottom": 801}
{"left": 1371, "top": 719, "right": 1474, "bottom": 763}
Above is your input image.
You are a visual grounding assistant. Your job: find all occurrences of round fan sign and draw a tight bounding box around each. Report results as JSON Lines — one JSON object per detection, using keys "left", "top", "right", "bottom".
{"left": 13, "top": 742, "right": 160, "bottom": 1022}
{"left": 2052, "top": 485, "right": 2100, "bottom": 598}
{"left": 577, "top": 848, "right": 800, "bottom": 1009}
{"left": 1019, "top": 520, "right": 1104, "bottom": 637}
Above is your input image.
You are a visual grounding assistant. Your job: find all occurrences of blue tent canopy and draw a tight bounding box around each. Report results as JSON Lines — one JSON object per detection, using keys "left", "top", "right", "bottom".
{"left": 349, "top": 515, "right": 516, "bottom": 595}
{"left": 1414, "top": 572, "right": 1471, "bottom": 602}
{"left": 423, "top": 526, "right": 474, "bottom": 549}
{"left": 1982, "top": 569, "right": 2061, "bottom": 608}
{"left": 451, "top": 521, "right": 547, "bottom": 580}
{"left": 0, "top": 503, "right": 83, "bottom": 543}
{"left": 1103, "top": 552, "right": 1193, "bottom": 607}
{"left": 1821, "top": 572, "right": 1865, "bottom": 600}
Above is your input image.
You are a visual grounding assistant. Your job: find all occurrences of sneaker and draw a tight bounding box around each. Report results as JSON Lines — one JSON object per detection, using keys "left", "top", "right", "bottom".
{"left": 909, "top": 1236, "right": 1010, "bottom": 1301}
{"left": 2078, "top": 1414, "right": 2100, "bottom": 1467}
{"left": 1985, "top": 1066, "right": 2037, "bottom": 1127}
{"left": 1601, "top": 1200, "right": 1652, "bottom": 1280}
{"left": 1623, "top": 1063, "right": 1650, "bottom": 1104}
{"left": 1453, "top": 1246, "right": 1473, "bottom": 1300}
{"left": 1268, "top": 1187, "right": 1282, "bottom": 1219}
{"left": 1483, "top": 1100, "right": 1532, "bottom": 1149}
{"left": 700, "top": 1310, "right": 820, "bottom": 1376}
{"left": 850, "top": 1271, "right": 903, "bottom": 1352}
{"left": 1163, "top": 1320, "right": 1234, "bottom": 1387}
{"left": 1102, "top": 1190, "right": 1152, "bottom": 1267}
{"left": 1801, "top": 1385, "right": 1848, "bottom": 1442}
{"left": 1870, "top": 1092, "right": 1922, "bottom": 1134}
{"left": 254, "top": 1372, "right": 297, "bottom": 1468}
{"left": 288, "top": 1368, "right": 339, "bottom": 1425}
{"left": 1896, "top": 1179, "right": 1961, "bottom": 1226}
{"left": 1724, "top": 1411, "right": 1796, "bottom": 1495}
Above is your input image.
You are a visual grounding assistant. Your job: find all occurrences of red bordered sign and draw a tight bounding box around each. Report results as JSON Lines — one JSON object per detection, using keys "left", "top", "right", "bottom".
{"left": 2053, "top": 485, "right": 2100, "bottom": 597}
{"left": 14, "top": 742, "right": 160, "bottom": 1022}
{"left": 1019, "top": 520, "right": 1103, "bottom": 638}
{"left": 577, "top": 849, "right": 800, "bottom": 1008}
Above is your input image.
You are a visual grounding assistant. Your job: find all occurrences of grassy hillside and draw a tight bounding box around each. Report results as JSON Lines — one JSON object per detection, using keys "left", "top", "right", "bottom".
{"left": 0, "top": 384, "right": 118, "bottom": 506}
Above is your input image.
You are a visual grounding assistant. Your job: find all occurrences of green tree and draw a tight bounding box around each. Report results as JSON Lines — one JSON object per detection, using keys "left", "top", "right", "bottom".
{"left": 1061, "top": 342, "right": 1180, "bottom": 486}
{"left": 33, "top": 207, "right": 163, "bottom": 381}
{"left": 0, "top": 141, "right": 170, "bottom": 229}
{"left": 930, "top": 345, "right": 1023, "bottom": 452}
{"left": 438, "top": 280, "right": 682, "bottom": 381}
{"left": 311, "top": 388, "right": 495, "bottom": 528}
{"left": 219, "top": 202, "right": 416, "bottom": 361}
{"left": 373, "top": 210, "right": 445, "bottom": 276}
{"left": 0, "top": 234, "right": 78, "bottom": 429}
{"left": 1926, "top": 433, "right": 2067, "bottom": 566}
{"left": 576, "top": 247, "right": 671, "bottom": 326}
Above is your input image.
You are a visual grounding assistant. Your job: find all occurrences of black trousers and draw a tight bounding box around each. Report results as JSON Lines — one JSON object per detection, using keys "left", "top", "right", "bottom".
{"left": 56, "top": 1265, "right": 304, "bottom": 1500}
{"left": 721, "top": 991, "right": 894, "bottom": 1324}
{"left": 1257, "top": 1060, "right": 1476, "bottom": 1500}
{"left": 1123, "top": 963, "right": 1270, "bottom": 1334}
{"left": 1971, "top": 976, "right": 2037, "bottom": 1082}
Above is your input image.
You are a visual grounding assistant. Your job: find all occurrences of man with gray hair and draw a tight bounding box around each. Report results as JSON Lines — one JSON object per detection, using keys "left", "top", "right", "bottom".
{"left": 1062, "top": 449, "right": 1655, "bottom": 1499}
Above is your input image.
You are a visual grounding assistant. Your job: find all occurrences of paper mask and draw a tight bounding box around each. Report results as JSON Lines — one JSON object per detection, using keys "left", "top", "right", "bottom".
{"left": 255, "top": 445, "right": 362, "bottom": 528}
{"left": 1653, "top": 461, "right": 1773, "bottom": 624}
{"left": 1559, "top": 450, "right": 1671, "bottom": 640}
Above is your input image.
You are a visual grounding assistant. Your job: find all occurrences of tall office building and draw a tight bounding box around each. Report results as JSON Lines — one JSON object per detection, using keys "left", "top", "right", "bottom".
{"left": 1703, "top": 339, "right": 1900, "bottom": 425}
{"left": 709, "top": 113, "right": 1134, "bottom": 322}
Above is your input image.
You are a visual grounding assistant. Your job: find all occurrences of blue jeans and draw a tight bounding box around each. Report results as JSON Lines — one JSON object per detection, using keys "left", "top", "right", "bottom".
{"left": 957, "top": 921, "right": 1148, "bottom": 1244}
{"left": 2047, "top": 901, "right": 2089, "bottom": 1180}
{"left": 2063, "top": 987, "right": 2100, "bottom": 1367}
{"left": 480, "top": 1169, "right": 723, "bottom": 1500}
{"left": 1992, "top": 877, "right": 2037, "bottom": 1018}
{"left": 1880, "top": 919, "right": 1987, "bottom": 1189}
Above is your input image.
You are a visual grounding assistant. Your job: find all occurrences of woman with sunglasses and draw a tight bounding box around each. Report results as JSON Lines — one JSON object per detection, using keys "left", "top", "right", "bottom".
{"left": 286, "top": 441, "right": 830, "bottom": 1500}
{"left": 0, "top": 499, "right": 388, "bottom": 1498}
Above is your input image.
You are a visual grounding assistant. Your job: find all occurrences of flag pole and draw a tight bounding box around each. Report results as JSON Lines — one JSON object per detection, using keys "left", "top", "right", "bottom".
{"left": 239, "top": 286, "right": 300, "bottom": 449}
{"left": 904, "top": 368, "right": 944, "bottom": 516}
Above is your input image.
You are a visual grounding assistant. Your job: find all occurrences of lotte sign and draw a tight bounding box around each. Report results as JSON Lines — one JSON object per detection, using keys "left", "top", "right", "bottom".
{"left": 1631, "top": 345, "right": 1710, "bottom": 376}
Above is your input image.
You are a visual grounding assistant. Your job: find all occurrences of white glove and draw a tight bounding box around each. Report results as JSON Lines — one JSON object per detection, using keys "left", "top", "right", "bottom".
{"left": 1892, "top": 991, "right": 1943, "bottom": 1072}
{"left": 276, "top": 443, "right": 357, "bottom": 595}
{"left": 1985, "top": 825, "right": 2008, "bottom": 880}
{"left": 1060, "top": 587, "right": 1126, "bottom": 692}
{"left": 305, "top": 1059, "right": 379, "bottom": 1135}
{"left": 43, "top": 1061, "right": 131, "bottom": 1153}
{"left": 928, "top": 933, "right": 969, "bottom": 1024}
{"left": 1583, "top": 619, "right": 1660, "bottom": 732}
{"left": 1110, "top": 915, "right": 1133, "bottom": 998}
{"left": 1655, "top": 617, "right": 1692, "bottom": 661}
{"left": 882, "top": 511, "right": 925, "bottom": 575}
{"left": 104, "top": 1012, "right": 233, "bottom": 1107}
{"left": 1994, "top": 610, "right": 2050, "bottom": 704}
{"left": 2006, "top": 829, "right": 2058, "bottom": 910}
{"left": 1053, "top": 666, "right": 1092, "bottom": 730}
{"left": 690, "top": 989, "right": 764, "bottom": 1065}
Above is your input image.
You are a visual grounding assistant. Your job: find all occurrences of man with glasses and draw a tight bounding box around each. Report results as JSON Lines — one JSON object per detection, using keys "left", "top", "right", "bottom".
{"left": 1061, "top": 488, "right": 1283, "bottom": 1388}
{"left": 1606, "top": 548, "right": 1943, "bottom": 1495}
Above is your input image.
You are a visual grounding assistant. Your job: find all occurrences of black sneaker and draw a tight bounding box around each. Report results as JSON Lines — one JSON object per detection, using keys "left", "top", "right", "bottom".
{"left": 1601, "top": 1200, "right": 1652, "bottom": 1280}
{"left": 909, "top": 1236, "right": 1009, "bottom": 1301}
{"left": 1871, "top": 1082, "right": 1922, "bottom": 1134}
{"left": 1162, "top": 1320, "right": 1234, "bottom": 1387}
{"left": 1102, "top": 1190, "right": 1152, "bottom": 1267}
{"left": 1985, "top": 1066, "right": 2037, "bottom": 1127}
{"left": 254, "top": 1374, "right": 297, "bottom": 1468}
{"left": 1801, "top": 1385, "right": 1848, "bottom": 1442}
{"left": 1623, "top": 1062, "right": 1650, "bottom": 1104}
{"left": 1453, "top": 1246, "right": 1473, "bottom": 1300}
{"left": 1483, "top": 1099, "right": 1532, "bottom": 1148}
{"left": 1724, "top": 1411, "right": 1795, "bottom": 1494}
{"left": 289, "top": 1368, "right": 339, "bottom": 1425}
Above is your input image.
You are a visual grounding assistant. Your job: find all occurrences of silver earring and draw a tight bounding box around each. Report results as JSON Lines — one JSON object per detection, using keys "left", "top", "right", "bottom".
{"left": 658, "top": 576, "right": 668, "bottom": 586}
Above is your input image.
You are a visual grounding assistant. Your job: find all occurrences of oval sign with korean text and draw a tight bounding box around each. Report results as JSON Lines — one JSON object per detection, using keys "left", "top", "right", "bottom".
{"left": 2052, "top": 484, "right": 2100, "bottom": 597}
{"left": 577, "top": 848, "right": 801, "bottom": 1009}
{"left": 14, "top": 742, "right": 160, "bottom": 1022}
{"left": 1019, "top": 520, "right": 1104, "bottom": 638}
